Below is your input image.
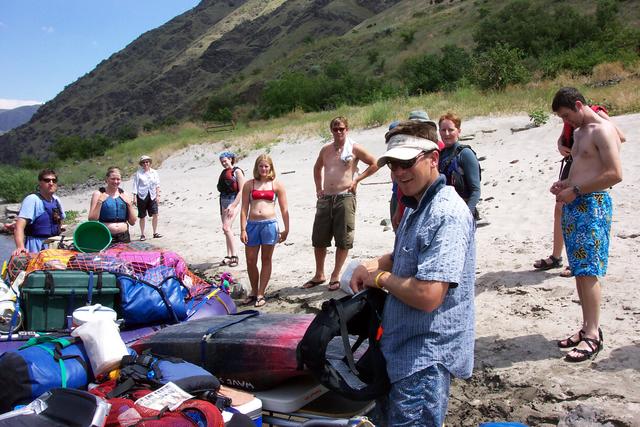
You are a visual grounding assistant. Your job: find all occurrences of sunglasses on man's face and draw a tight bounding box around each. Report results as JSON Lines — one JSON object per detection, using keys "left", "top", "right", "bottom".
{"left": 332, "top": 127, "right": 347, "bottom": 133}
{"left": 41, "top": 178, "right": 57, "bottom": 183}
{"left": 386, "top": 152, "right": 427, "bottom": 171}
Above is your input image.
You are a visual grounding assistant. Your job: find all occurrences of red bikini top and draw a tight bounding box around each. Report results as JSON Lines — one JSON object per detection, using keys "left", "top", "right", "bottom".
{"left": 251, "top": 181, "right": 276, "bottom": 202}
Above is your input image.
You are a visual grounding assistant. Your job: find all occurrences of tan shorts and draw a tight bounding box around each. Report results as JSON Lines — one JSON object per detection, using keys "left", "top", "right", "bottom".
{"left": 312, "top": 193, "right": 356, "bottom": 249}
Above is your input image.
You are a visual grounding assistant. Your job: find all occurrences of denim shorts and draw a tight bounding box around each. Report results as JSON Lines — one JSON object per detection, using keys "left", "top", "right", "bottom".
{"left": 246, "top": 219, "right": 279, "bottom": 247}
{"left": 219, "top": 193, "right": 237, "bottom": 214}
{"left": 373, "top": 364, "right": 451, "bottom": 427}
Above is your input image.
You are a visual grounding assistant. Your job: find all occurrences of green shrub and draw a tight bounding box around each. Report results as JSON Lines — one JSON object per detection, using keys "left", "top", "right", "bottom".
{"left": 367, "top": 50, "right": 380, "bottom": 65}
{"left": 114, "top": 124, "right": 138, "bottom": 142}
{"left": 19, "top": 156, "right": 47, "bottom": 170}
{"left": 142, "top": 117, "right": 179, "bottom": 132}
{"left": 0, "top": 166, "right": 37, "bottom": 203}
{"left": 540, "top": 27, "right": 640, "bottom": 77}
{"left": 400, "top": 29, "right": 416, "bottom": 46}
{"left": 52, "top": 134, "right": 114, "bottom": 161}
{"left": 472, "top": 43, "right": 530, "bottom": 90}
{"left": 474, "top": 1, "right": 596, "bottom": 58}
{"left": 477, "top": 6, "right": 489, "bottom": 18}
{"left": 258, "top": 61, "right": 396, "bottom": 118}
{"left": 596, "top": 0, "right": 620, "bottom": 31}
{"left": 63, "top": 210, "right": 80, "bottom": 225}
{"left": 529, "top": 109, "right": 549, "bottom": 127}
{"left": 402, "top": 45, "right": 472, "bottom": 94}
{"left": 203, "top": 95, "right": 235, "bottom": 123}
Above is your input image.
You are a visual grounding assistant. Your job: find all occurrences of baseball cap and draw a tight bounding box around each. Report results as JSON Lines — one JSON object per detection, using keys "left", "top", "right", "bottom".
{"left": 139, "top": 155, "right": 151, "bottom": 163}
{"left": 377, "top": 121, "right": 439, "bottom": 167}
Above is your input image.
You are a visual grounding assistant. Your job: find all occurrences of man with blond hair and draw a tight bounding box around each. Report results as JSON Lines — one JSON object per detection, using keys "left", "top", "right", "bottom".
{"left": 303, "top": 116, "right": 378, "bottom": 291}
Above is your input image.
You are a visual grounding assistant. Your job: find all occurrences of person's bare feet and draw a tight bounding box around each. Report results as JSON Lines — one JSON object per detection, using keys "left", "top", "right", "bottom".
{"left": 327, "top": 281, "right": 341, "bottom": 291}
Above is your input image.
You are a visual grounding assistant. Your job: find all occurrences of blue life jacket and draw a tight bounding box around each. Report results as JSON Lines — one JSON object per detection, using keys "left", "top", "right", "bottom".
{"left": 24, "top": 194, "right": 62, "bottom": 238}
{"left": 98, "top": 187, "right": 127, "bottom": 223}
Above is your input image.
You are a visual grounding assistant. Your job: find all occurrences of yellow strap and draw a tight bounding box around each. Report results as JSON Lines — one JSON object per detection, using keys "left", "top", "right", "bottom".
{"left": 206, "top": 288, "right": 221, "bottom": 299}
{"left": 202, "top": 287, "right": 232, "bottom": 314}
{"left": 211, "top": 291, "right": 232, "bottom": 314}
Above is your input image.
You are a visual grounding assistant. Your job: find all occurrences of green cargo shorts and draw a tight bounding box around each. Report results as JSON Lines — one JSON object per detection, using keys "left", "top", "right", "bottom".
{"left": 311, "top": 193, "right": 356, "bottom": 249}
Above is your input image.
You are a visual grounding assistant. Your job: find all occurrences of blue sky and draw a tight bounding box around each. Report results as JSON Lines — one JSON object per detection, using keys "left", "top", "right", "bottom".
{"left": 0, "top": 0, "right": 200, "bottom": 109}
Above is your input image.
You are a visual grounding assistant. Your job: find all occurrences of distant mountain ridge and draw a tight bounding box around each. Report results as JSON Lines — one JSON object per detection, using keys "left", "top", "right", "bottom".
{"left": 0, "top": 104, "right": 40, "bottom": 133}
{"left": 0, "top": 0, "right": 401, "bottom": 163}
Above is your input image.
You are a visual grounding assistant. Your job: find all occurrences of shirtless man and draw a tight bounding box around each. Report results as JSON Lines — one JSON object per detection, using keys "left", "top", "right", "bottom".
{"left": 550, "top": 87, "right": 623, "bottom": 363}
{"left": 303, "top": 116, "right": 378, "bottom": 291}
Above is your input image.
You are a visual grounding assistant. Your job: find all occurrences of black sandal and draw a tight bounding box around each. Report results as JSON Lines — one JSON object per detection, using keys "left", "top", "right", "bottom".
{"left": 565, "top": 334, "right": 603, "bottom": 363}
{"left": 219, "top": 256, "right": 232, "bottom": 266}
{"left": 228, "top": 255, "right": 239, "bottom": 267}
{"left": 533, "top": 255, "right": 562, "bottom": 270}
{"left": 558, "top": 330, "right": 584, "bottom": 348}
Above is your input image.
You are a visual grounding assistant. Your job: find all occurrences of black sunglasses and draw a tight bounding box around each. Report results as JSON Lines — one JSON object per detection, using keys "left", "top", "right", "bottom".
{"left": 41, "top": 178, "right": 58, "bottom": 183}
{"left": 386, "top": 152, "right": 427, "bottom": 171}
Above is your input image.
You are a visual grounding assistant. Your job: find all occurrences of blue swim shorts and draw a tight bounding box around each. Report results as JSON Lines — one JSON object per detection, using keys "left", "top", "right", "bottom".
{"left": 562, "top": 191, "right": 612, "bottom": 277}
{"left": 246, "top": 218, "right": 279, "bottom": 247}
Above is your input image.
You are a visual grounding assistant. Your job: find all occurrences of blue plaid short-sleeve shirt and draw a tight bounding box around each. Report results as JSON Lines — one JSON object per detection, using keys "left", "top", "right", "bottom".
{"left": 381, "top": 176, "right": 476, "bottom": 382}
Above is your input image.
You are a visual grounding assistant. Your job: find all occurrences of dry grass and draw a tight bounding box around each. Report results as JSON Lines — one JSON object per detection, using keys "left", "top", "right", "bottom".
{"left": 591, "top": 62, "right": 631, "bottom": 83}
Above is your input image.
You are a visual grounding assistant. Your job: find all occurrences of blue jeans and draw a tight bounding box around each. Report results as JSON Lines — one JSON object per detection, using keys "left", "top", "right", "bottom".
{"left": 374, "top": 364, "right": 451, "bottom": 427}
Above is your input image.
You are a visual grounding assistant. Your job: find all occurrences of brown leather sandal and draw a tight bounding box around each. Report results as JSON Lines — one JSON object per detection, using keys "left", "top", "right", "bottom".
{"left": 533, "top": 255, "right": 562, "bottom": 270}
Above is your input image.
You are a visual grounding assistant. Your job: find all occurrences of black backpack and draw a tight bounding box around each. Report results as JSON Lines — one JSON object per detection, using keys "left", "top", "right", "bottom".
{"left": 439, "top": 144, "right": 481, "bottom": 199}
{"left": 297, "top": 288, "right": 389, "bottom": 401}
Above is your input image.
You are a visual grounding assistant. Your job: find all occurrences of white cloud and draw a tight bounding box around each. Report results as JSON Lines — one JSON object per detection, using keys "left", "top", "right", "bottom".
{"left": 41, "top": 25, "right": 54, "bottom": 33}
{"left": 0, "top": 99, "right": 43, "bottom": 109}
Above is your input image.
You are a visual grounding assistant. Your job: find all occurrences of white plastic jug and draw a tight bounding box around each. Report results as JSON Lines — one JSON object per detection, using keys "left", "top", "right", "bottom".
{"left": 71, "top": 318, "right": 128, "bottom": 376}
{"left": 339, "top": 259, "right": 361, "bottom": 295}
{"left": 72, "top": 304, "right": 117, "bottom": 327}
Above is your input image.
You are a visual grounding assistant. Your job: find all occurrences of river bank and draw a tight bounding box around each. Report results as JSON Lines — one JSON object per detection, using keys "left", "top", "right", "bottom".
{"left": 11, "top": 112, "right": 640, "bottom": 425}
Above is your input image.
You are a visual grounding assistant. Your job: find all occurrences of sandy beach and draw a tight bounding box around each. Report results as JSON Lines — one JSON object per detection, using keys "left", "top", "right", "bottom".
{"left": 61, "top": 112, "right": 640, "bottom": 425}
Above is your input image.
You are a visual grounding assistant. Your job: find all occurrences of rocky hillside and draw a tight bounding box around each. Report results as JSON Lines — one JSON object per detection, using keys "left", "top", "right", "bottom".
{"left": 2, "top": 0, "right": 637, "bottom": 164}
{"left": 0, "top": 0, "right": 401, "bottom": 163}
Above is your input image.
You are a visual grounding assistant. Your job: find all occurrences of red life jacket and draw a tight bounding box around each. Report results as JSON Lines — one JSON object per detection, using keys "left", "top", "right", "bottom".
{"left": 90, "top": 380, "right": 224, "bottom": 427}
{"left": 560, "top": 105, "right": 608, "bottom": 148}
{"left": 216, "top": 167, "right": 241, "bottom": 195}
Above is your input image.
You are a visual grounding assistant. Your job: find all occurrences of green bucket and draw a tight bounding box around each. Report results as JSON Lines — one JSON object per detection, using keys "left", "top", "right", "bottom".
{"left": 73, "top": 221, "right": 112, "bottom": 253}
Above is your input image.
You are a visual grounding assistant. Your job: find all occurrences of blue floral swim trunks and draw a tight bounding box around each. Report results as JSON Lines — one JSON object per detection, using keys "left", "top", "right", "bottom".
{"left": 562, "top": 191, "right": 612, "bottom": 277}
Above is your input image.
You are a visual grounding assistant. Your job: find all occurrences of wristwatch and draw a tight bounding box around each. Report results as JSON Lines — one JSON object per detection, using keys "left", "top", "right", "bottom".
{"left": 572, "top": 185, "right": 581, "bottom": 196}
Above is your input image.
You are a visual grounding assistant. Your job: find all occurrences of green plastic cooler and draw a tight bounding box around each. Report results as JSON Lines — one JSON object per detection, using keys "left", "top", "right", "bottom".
{"left": 20, "top": 270, "right": 119, "bottom": 331}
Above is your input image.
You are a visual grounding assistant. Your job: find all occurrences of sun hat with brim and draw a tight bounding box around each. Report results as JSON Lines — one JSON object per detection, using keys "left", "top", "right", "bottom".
{"left": 378, "top": 121, "right": 439, "bottom": 167}
{"left": 139, "top": 155, "right": 152, "bottom": 164}
{"left": 408, "top": 110, "right": 439, "bottom": 129}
